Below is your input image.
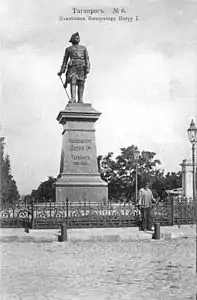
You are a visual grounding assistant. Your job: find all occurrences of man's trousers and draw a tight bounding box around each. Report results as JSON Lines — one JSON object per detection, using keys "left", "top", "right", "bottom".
{"left": 141, "top": 207, "right": 152, "bottom": 230}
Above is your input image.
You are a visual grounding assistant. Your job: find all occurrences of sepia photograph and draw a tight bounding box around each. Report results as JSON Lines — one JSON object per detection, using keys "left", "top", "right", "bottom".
{"left": 0, "top": 0, "right": 197, "bottom": 299}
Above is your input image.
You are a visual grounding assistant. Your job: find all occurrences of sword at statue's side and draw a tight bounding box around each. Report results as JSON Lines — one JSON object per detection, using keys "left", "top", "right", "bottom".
{"left": 57, "top": 73, "right": 71, "bottom": 102}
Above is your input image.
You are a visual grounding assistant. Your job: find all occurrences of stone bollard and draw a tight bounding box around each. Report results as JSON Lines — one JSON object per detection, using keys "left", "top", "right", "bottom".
{"left": 24, "top": 226, "right": 29, "bottom": 233}
{"left": 24, "top": 219, "right": 29, "bottom": 233}
{"left": 58, "top": 222, "right": 67, "bottom": 242}
{"left": 152, "top": 222, "right": 160, "bottom": 240}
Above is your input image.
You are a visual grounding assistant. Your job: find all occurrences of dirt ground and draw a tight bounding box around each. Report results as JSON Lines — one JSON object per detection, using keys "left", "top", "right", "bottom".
{"left": 0, "top": 227, "right": 196, "bottom": 300}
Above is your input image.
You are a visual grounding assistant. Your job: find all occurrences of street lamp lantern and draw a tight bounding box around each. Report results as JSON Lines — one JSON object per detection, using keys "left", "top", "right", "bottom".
{"left": 133, "top": 150, "right": 140, "bottom": 162}
{"left": 187, "top": 119, "right": 197, "bottom": 144}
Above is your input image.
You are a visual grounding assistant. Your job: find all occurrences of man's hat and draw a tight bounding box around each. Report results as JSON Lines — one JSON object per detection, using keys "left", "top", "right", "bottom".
{"left": 69, "top": 32, "right": 80, "bottom": 43}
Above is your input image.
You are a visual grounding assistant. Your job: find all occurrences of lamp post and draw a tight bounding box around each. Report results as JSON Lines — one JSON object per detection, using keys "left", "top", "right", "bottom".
{"left": 187, "top": 119, "right": 197, "bottom": 274}
{"left": 134, "top": 150, "right": 140, "bottom": 205}
{"left": 187, "top": 119, "right": 197, "bottom": 205}
{"left": 0, "top": 136, "right": 4, "bottom": 207}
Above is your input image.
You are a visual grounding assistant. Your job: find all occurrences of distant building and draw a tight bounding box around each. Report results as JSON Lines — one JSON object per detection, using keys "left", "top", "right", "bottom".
{"left": 166, "top": 188, "right": 182, "bottom": 196}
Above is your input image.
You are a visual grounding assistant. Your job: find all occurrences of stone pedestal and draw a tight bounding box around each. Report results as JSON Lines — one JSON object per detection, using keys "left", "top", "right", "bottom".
{"left": 180, "top": 159, "right": 197, "bottom": 199}
{"left": 55, "top": 103, "right": 108, "bottom": 202}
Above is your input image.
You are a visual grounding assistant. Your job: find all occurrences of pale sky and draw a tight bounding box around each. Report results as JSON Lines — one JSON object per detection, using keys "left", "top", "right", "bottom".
{"left": 0, "top": 0, "right": 197, "bottom": 195}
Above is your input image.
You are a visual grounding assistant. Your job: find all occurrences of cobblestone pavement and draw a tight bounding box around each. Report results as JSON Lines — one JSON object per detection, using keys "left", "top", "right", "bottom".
{"left": 0, "top": 231, "right": 196, "bottom": 300}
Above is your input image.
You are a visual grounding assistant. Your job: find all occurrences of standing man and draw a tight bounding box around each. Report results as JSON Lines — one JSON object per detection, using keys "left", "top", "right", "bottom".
{"left": 58, "top": 32, "right": 90, "bottom": 103}
{"left": 138, "top": 182, "right": 156, "bottom": 231}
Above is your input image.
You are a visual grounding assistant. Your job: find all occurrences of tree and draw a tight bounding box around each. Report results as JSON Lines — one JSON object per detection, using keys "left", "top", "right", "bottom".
{"left": 98, "top": 145, "right": 183, "bottom": 201}
{"left": 151, "top": 171, "right": 182, "bottom": 200}
{"left": 0, "top": 137, "right": 4, "bottom": 204}
{"left": 99, "top": 145, "right": 161, "bottom": 201}
{"left": 99, "top": 152, "right": 124, "bottom": 200}
{"left": 0, "top": 137, "right": 20, "bottom": 206}
{"left": 164, "top": 172, "right": 182, "bottom": 190}
{"left": 151, "top": 169, "right": 166, "bottom": 199}
{"left": 31, "top": 176, "right": 56, "bottom": 201}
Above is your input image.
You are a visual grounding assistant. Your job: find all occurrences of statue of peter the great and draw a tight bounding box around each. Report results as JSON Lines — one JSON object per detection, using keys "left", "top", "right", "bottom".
{"left": 58, "top": 32, "right": 90, "bottom": 103}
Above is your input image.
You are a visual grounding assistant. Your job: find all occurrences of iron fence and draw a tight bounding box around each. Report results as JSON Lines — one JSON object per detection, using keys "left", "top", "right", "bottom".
{"left": 0, "top": 196, "right": 195, "bottom": 229}
{"left": 26, "top": 199, "right": 138, "bottom": 229}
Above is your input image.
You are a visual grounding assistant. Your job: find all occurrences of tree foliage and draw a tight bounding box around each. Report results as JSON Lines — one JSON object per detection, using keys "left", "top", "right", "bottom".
{"left": 99, "top": 145, "right": 181, "bottom": 201}
{"left": 99, "top": 145, "right": 161, "bottom": 201}
{"left": 0, "top": 137, "right": 20, "bottom": 205}
{"left": 31, "top": 176, "right": 56, "bottom": 201}
{"left": 164, "top": 172, "right": 182, "bottom": 190}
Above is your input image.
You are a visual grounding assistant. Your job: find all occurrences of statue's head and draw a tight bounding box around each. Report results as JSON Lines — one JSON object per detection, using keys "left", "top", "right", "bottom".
{"left": 69, "top": 32, "right": 80, "bottom": 44}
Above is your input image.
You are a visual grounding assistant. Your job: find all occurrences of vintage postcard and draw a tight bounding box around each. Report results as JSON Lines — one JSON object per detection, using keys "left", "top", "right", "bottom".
{"left": 0, "top": 0, "right": 196, "bottom": 299}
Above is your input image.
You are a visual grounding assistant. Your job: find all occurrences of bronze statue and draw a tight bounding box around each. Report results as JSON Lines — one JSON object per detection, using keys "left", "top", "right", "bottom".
{"left": 58, "top": 32, "right": 90, "bottom": 103}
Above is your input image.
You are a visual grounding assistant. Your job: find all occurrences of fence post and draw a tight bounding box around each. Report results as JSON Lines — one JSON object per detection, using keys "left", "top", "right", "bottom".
{"left": 49, "top": 198, "right": 52, "bottom": 220}
{"left": 31, "top": 197, "right": 34, "bottom": 229}
{"left": 66, "top": 197, "right": 69, "bottom": 226}
{"left": 193, "top": 199, "right": 195, "bottom": 224}
{"left": 24, "top": 222, "right": 29, "bottom": 233}
{"left": 12, "top": 205, "right": 15, "bottom": 228}
{"left": 171, "top": 197, "right": 174, "bottom": 226}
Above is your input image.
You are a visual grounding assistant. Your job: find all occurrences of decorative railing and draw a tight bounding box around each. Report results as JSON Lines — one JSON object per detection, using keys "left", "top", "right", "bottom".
{"left": 0, "top": 201, "right": 30, "bottom": 228}
{"left": 31, "top": 199, "right": 138, "bottom": 229}
{"left": 152, "top": 200, "right": 194, "bottom": 226}
{"left": 0, "top": 197, "right": 195, "bottom": 229}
